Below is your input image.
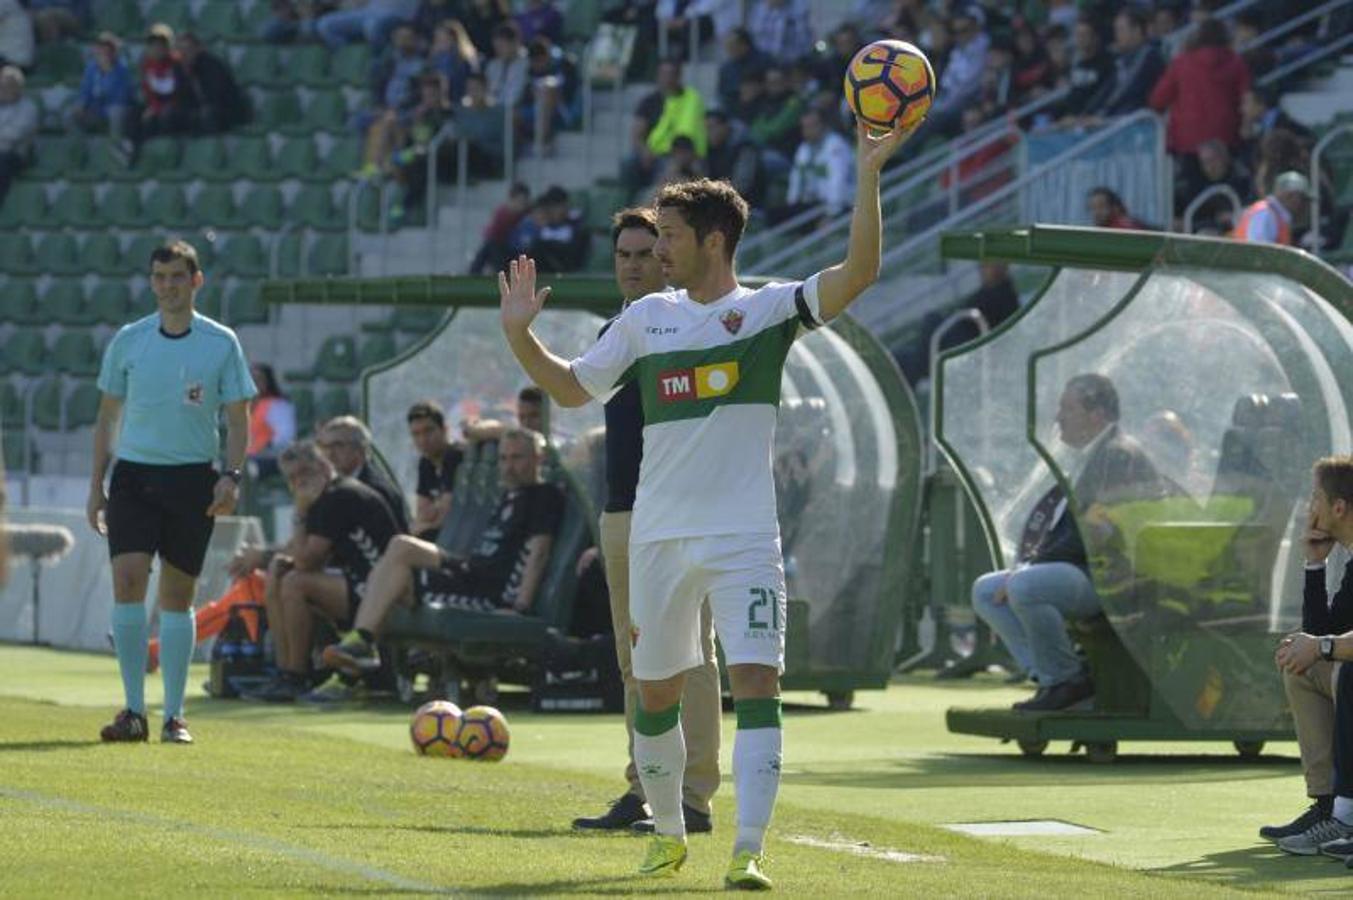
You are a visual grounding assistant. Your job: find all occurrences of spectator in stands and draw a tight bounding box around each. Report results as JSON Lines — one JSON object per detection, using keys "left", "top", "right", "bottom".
{"left": 245, "top": 363, "right": 296, "bottom": 481}
{"left": 484, "top": 21, "right": 528, "bottom": 109}
{"left": 1232, "top": 170, "right": 1311, "bottom": 246}
{"left": 243, "top": 440, "right": 401, "bottom": 703}
{"left": 259, "top": 0, "right": 329, "bottom": 44}
{"left": 387, "top": 71, "right": 452, "bottom": 223}
{"left": 68, "top": 32, "right": 134, "bottom": 139}
{"left": 428, "top": 18, "right": 480, "bottom": 107}
{"left": 462, "top": 0, "right": 511, "bottom": 58}
{"left": 746, "top": 0, "right": 814, "bottom": 64}
{"left": 0, "top": 0, "right": 33, "bottom": 69}
{"left": 456, "top": 71, "right": 507, "bottom": 173}
{"left": 1079, "top": 9, "right": 1164, "bottom": 123}
{"left": 749, "top": 65, "right": 804, "bottom": 167}
{"left": 655, "top": 0, "right": 724, "bottom": 61}
{"left": 963, "top": 261, "right": 1018, "bottom": 332}
{"left": 464, "top": 385, "right": 549, "bottom": 444}
{"left": 1176, "top": 139, "right": 1251, "bottom": 233}
{"left": 813, "top": 23, "right": 863, "bottom": 93}
{"left": 621, "top": 58, "right": 706, "bottom": 200}
{"left": 515, "top": 0, "right": 562, "bottom": 45}
{"left": 1239, "top": 87, "right": 1311, "bottom": 177}
{"left": 1087, "top": 186, "right": 1149, "bottom": 230}
{"left": 717, "top": 27, "right": 765, "bottom": 114}
{"left": 650, "top": 134, "right": 704, "bottom": 196}
{"left": 407, "top": 400, "right": 465, "bottom": 540}
{"left": 28, "top": 0, "right": 86, "bottom": 45}
{"left": 358, "top": 22, "right": 426, "bottom": 176}
{"left": 1150, "top": 4, "right": 1182, "bottom": 44}
{"left": 767, "top": 107, "right": 853, "bottom": 228}
{"left": 316, "top": 0, "right": 418, "bottom": 50}
{"left": 704, "top": 109, "right": 764, "bottom": 207}
{"left": 134, "top": 24, "right": 193, "bottom": 145}
{"left": 318, "top": 416, "right": 410, "bottom": 534}
{"left": 1265, "top": 456, "right": 1353, "bottom": 852}
{"left": 929, "top": 5, "right": 989, "bottom": 134}
{"left": 1149, "top": 17, "right": 1251, "bottom": 156}
{"left": 322, "top": 428, "right": 563, "bottom": 678}
{"left": 468, "top": 182, "right": 531, "bottom": 275}
{"left": 1011, "top": 18, "right": 1055, "bottom": 101}
{"left": 1231, "top": 12, "right": 1278, "bottom": 80}
{"left": 601, "top": 0, "right": 657, "bottom": 77}
{"left": 516, "top": 184, "right": 589, "bottom": 273}
{"left": 518, "top": 37, "right": 579, "bottom": 157}
{"left": 1057, "top": 16, "right": 1113, "bottom": 122}
{"left": 0, "top": 65, "right": 35, "bottom": 204}
{"left": 176, "top": 32, "right": 249, "bottom": 135}
{"left": 971, "top": 374, "right": 1166, "bottom": 711}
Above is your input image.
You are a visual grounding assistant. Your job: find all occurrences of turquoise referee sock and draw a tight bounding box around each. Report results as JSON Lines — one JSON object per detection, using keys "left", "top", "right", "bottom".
{"left": 159, "top": 609, "right": 195, "bottom": 723}
{"left": 110, "top": 603, "right": 148, "bottom": 716}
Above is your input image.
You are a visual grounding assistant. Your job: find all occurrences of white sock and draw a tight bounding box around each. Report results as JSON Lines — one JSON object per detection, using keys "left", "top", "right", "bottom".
{"left": 733, "top": 713, "right": 783, "bottom": 855}
{"left": 1334, "top": 796, "right": 1353, "bottom": 825}
{"left": 634, "top": 706, "right": 686, "bottom": 839}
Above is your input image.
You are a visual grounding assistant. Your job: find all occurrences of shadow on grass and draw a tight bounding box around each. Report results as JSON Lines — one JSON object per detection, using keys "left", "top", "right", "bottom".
{"left": 1150, "top": 843, "right": 1353, "bottom": 891}
{"left": 299, "top": 823, "right": 594, "bottom": 840}
{"left": 0, "top": 739, "right": 105, "bottom": 752}
{"left": 466, "top": 875, "right": 712, "bottom": 896}
{"left": 780, "top": 751, "right": 1299, "bottom": 790}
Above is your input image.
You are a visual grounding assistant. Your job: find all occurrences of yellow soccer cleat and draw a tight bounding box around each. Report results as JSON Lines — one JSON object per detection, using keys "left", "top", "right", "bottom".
{"left": 725, "top": 850, "right": 773, "bottom": 891}
{"left": 637, "top": 834, "right": 687, "bottom": 878}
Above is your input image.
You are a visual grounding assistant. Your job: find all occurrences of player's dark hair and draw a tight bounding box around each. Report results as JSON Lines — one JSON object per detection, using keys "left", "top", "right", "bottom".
{"left": 611, "top": 206, "right": 658, "bottom": 246}
{"left": 1089, "top": 186, "right": 1126, "bottom": 212}
{"left": 654, "top": 178, "right": 750, "bottom": 263}
{"left": 406, "top": 400, "right": 446, "bottom": 429}
{"left": 1067, "top": 373, "right": 1120, "bottom": 422}
{"left": 1315, "top": 456, "right": 1353, "bottom": 506}
{"left": 518, "top": 385, "right": 545, "bottom": 406}
{"left": 150, "top": 239, "right": 201, "bottom": 275}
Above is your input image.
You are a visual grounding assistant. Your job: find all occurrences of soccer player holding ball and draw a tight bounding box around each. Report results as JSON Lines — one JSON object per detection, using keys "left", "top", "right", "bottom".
{"left": 499, "top": 117, "right": 916, "bottom": 888}
{"left": 89, "top": 241, "right": 256, "bottom": 744}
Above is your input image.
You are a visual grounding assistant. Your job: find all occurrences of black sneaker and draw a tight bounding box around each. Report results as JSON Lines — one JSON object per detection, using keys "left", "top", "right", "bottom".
{"left": 100, "top": 708, "right": 149, "bottom": 743}
{"left": 161, "top": 717, "right": 194, "bottom": 744}
{"left": 1260, "top": 798, "right": 1332, "bottom": 842}
{"left": 572, "top": 793, "right": 650, "bottom": 831}
{"left": 1014, "top": 676, "right": 1094, "bottom": 712}
{"left": 322, "top": 631, "right": 381, "bottom": 677}
{"left": 632, "top": 802, "right": 713, "bottom": 834}
{"left": 241, "top": 673, "right": 306, "bottom": 703}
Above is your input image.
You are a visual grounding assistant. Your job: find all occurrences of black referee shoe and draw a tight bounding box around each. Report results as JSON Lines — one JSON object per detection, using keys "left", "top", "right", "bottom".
{"left": 632, "top": 803, "right": 713, "bottom": 834}
{"left": 573, "top": 793, "right": 650, "bottom": 831}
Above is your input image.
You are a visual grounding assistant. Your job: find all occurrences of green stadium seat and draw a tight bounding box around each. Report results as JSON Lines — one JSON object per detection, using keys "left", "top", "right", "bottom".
{"left": 258, "top": 90, "right": 304, "bottom": 133}
{"left": 92, "top": 0, "right": 139, "bottom": 37}
{"left": 89, "top": 282, "right": 133, "bottom": 325}
{"left": 216, "top": 234, "right": 268, "bottom": 278}
{"left": 47, "top": 184, "right": 98, "bottom": 227}
{"left": 237, "top": 45, "right": 282, "bottom": 89}
{"left": 122, "top": 234, "right": 166, "bottom": 276}
{"left": 2, "top": 428, "right": 25, "bottom": 470}
{"left": 291, "top": 386, "right": 316, "bottom": 434}
{"left": 28, "top": 41, "right": 83, "bottom": 87}
{"left": 82, "top": 233, "right": 124, "bottom": 276}
{"left": 307, "top": 234, "right": 348, "bottom": 276}
{"left": 239, "top": 184, "right": 284, "bottom": 229}
{"left": 360, "top": 312, "right": 395, "bottom": 333}
{"left": 143, "top": 0, "right": 189, "bottom": 33}
{"left": 225, "top": 282, "right": 269, "bottom": 325}
{"left": 275, "top": 136, "right": 318, "bottom": 180}
{"left": 0, "top": 379, "right": 20, "bottom": 424}
{"left": 0, "top": 181, "right": 49, "bottom": 228}
{"left": 35, "top": 233, "right": 81, "bottom": 276}
{"left": 131, "top": 138, "right": 182, "bottom": 179}
{"left": 316, "top": 386, "right": 353, "bottom": 420}
{"left": 391, "top": 307, "right": 444, "bottom": 333}
{"left": 195, "top": 282, "right": 223, "bottom": 319}
{"left": 359, "top": 333, "right": 398, "bottom": 369}
{"left": 330, "top": 44, "right": 371, "bottom": 87}
{"left": 31, "top": 377, "right": 64, "bottom": 430}
{"left": 195, "top": 184, "right": 243, "bottom": 229}
{"left": 50, "top": 331, "right": 100, "bottom": 376}
{"left": 99, "top": 183, "right": 144, "bottom": 227}
{"left": 2, "top": 330, "right": 46, "bottom": 375}
{"left": 309, "top": 335, "right": 359, "bottom": 381}
{"left": 27, "top": 135, "right": 82, "bottom": 180}
{"left": 225, "top": 136, "right": 273, "bottom": 181}
{"left": 67, "top": 380, "right": 102, "bottom": 428}
{"left": 324, "top": 137, "right": 363, "bottom": 178}
{"left": 270, "top": 231, "right": 304, "bottom": 278}
{"left": 287, "top": 89, "right": 348, "bottom": 135}
{"left": 43, "top": 279, "right": 92, "bottom": 326}
{"left": 0, "top": 279, "right": 41, "bottom": 325}
{"left": 287, "top": 45, "right": 332, "bottom": 87}
{"left": 181, "top": 137, "right": 229, "bottom": 181}
{"left": 70, "top": 137, "right": 132, "bottom": 183}
{"left": 288, "top": 184, "right": 340, "bottom": 230}
{"left": 195, "top": 1, "right": 246, "bottom": 41}
{"left": 0, "top": 233, "right": 36, "bottom": 275}
{"left": 142, "top": 184, "right": 191, "bottom": 229}
{"left": 188, "top": 237, "right": 217, "bottom": 273}
{"left": 356, "top": 185, "right": 381, "bottom": 232}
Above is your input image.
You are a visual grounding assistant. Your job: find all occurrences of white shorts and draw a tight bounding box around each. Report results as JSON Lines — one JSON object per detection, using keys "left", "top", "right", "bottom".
{"left": 628, "top": 533, "right": 787, "bottom": 681}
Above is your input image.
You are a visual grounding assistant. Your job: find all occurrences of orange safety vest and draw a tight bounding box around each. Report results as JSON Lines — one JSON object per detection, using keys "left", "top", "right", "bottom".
{"left": 247, "top": 395, "right": 279, "bottom": 455}
{"left": 1231, "top": 197, "right": 1291, "bottom": 245}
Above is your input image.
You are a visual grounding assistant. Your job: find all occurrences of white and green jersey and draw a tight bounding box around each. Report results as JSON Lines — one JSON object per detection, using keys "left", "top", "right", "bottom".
{"left": 571, "top": 274, "right": 824, "bottom": 544}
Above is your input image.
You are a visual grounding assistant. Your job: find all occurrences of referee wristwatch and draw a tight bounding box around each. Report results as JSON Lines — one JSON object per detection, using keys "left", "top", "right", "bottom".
{"left": 1321, "top": 636, "right": 1336, "bottom": 661}
{"left": 223, "top": 468, "right": 243, "bottom": 485}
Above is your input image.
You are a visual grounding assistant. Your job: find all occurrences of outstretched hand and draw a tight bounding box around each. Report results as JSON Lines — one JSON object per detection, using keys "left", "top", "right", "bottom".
{"left": 499, "top": 255, "right": 553, "bottom": 335}
{"left": 856, "top": 118, "right": 918, "bottom": 176}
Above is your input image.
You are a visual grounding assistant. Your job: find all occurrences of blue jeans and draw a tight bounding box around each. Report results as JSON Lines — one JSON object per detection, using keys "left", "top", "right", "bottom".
{"left": 971, "top": 563, "right": 1100, "bottom": 686}
{"left": 316, "top": 9, "right": 404, "bottom": 48}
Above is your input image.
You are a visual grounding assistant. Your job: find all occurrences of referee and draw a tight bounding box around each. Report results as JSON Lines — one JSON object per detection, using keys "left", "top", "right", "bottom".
{"left": 88, "top": 240, "right": 257, "bottom": 744}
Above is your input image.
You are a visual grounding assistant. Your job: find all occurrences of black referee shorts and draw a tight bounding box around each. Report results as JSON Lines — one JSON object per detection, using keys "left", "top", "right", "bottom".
{"left": 106, "top": 460, "right": 218, "bottom": 577}
{"left": 412, "top": 552, "right": 502, "bottom": 613}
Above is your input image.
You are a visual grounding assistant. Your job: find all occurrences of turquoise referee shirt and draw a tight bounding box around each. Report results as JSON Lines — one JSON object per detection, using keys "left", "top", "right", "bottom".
{"left": 96, "top": 312, "right": 258, "bottom": 466}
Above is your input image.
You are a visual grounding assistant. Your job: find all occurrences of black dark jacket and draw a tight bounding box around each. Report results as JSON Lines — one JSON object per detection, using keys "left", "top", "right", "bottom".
{"left": 1302, "top": 558, "right": 1353, "bottom": 635}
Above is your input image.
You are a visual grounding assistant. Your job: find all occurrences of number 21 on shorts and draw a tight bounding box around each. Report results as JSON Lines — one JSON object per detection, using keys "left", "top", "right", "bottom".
{"left": 747, "top": 587, "right": 782, "bottom": 632}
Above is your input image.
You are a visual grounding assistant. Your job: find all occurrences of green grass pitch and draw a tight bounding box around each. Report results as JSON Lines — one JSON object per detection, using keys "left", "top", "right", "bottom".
{"left": 0, "top": 646, "right": 1346, "bottom": 897}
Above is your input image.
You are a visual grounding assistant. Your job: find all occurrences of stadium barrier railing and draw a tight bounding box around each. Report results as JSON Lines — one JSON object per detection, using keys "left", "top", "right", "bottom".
{"left": 1181, "top": 183, "right": 1244, "bottom": 235}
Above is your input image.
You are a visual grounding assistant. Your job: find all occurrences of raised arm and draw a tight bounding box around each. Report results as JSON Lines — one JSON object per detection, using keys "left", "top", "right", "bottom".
{"left": 815, "top": 121, "right": 916, "bottom": 322}
{"left": 499, "top": 255, "right": 593, "bottom": 408}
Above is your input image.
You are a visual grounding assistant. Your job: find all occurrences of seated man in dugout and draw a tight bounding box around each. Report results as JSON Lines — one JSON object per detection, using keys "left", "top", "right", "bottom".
{"left": 1268, "top": 455, "right": 1353, "bottom": 856}
{"left": 971, "top": 374, "right": 1166, "bottom": 712}
{"left": 323, "top": 427, "right": 563, "bottom": 676}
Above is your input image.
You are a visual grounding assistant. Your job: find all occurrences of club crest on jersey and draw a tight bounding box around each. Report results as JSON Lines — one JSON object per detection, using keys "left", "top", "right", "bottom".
{"left": 657, "top": 362, "right": 739, "bottom": 403}
{"left": 185, "top": 382, "right": 204, "bottom": 405}
{"left": 720, "top": 309, "right": 745, "bottom": 335}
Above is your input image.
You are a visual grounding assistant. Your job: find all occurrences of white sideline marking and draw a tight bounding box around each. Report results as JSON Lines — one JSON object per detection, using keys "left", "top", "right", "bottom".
{"left": 784, "top": 834, "right": 945, "bottom": 863}
{"left": 0, "top": 785, "right": 450, "bottom": 894}
{"left": 945, "top": 820, "right": 1100, "bottom": 837}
